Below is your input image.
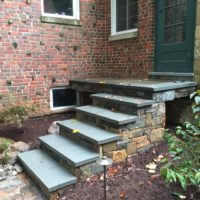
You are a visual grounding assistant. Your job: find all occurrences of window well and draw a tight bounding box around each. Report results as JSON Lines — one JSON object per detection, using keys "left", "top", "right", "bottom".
{"left": 50, "top": 87, "right": 76, "bottom": 111}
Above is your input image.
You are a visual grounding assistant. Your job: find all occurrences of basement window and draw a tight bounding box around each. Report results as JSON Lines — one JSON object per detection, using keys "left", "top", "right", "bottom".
{"left": 41, "top": 0, "right": 80, "bottom": 21}
{"left": 50, "top": 87, "right": 76, "bottom": 111}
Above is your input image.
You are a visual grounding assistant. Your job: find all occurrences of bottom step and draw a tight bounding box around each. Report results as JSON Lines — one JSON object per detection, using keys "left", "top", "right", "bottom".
{"left": 18, "top": 149, "right": 77, "bottom": 193}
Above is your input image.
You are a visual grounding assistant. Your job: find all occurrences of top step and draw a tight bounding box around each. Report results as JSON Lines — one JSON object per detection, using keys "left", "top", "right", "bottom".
{"left": 75, "top": 105, "right": 138, "bottom": 125}
{"left": 91, "top": 93, "right": 155, "bottom": 108}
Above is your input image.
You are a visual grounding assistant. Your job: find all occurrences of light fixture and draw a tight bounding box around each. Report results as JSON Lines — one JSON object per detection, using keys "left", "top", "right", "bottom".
{"left": 97, "top": 156, "right": 113, "bottom": 200}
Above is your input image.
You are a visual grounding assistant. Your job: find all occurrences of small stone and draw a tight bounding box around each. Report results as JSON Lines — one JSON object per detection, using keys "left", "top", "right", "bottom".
{"left": 12, "top": 170, "right": 18, "bottom": 176}
{"left": 13, "top": 164, "right": 23, "bottom": 173}
{"left": 48, "top": 121, "right": 59, "bottom": 135}
{"left": 0, "top": 168, "right": 4, "bottom": 173}
{"left": 11, "top": 141, "right": 30, "bottom": 152}
{"left": 148, "top": 169, "right": 156, "bottom": 174}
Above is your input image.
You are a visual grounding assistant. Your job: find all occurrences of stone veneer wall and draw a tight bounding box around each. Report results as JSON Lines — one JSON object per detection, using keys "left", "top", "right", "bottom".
{"left": 194, "top": 0, "right": 200, "bottom": 82}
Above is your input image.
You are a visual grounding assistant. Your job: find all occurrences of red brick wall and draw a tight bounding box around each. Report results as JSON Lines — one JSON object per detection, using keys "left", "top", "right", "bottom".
{"left": 0, "top": 0, "right": 155, "bottom": 113}
{"left": 104, "top": 0, "right": 155, "bottom": 78}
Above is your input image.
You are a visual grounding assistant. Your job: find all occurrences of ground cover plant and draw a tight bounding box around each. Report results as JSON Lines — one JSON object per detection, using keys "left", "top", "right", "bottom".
{"left": 161, "top": 91, "right": 200, "bottom": 198}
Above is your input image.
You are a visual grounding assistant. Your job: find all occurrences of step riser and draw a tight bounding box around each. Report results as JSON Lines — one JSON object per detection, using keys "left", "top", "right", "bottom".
{"left": 92, "top": 99, "right": 138, "bottom": 115}
{"left": 59, "top": 125, "right": 97, "bottom": 152}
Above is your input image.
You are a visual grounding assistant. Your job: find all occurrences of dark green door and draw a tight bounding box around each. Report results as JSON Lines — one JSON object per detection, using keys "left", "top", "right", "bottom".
{"left": 155, "top": 0, "right": 196, "bottom": 73}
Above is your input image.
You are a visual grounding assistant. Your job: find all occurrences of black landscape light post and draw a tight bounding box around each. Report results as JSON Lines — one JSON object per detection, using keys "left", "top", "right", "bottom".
{"left": 97, "top": 156, "right": 113, "bottom": 200}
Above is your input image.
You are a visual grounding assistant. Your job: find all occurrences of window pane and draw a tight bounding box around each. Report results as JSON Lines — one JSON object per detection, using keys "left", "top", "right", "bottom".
{"left": 166, "top": 0, "right": 174, "bottom": 7}
{"left": 176, "top": 3, "right": 187, "bottom": 23}
{"left": 44, "top": 0, "right": 73, "bottom": 16}
{"left": 116, "top": 0, "right": 137, "bottom": 32}
{"left": 165, "top": 6, "right": 175, "bottom": 25}
{"left": 116, "top": 0, "right": 127, "bottom": 32}
{"left": 176, "top": 24, "right": 185, "bottom": 42}
{"left": 165, "top": 26, "right": 175, "bottom": 43}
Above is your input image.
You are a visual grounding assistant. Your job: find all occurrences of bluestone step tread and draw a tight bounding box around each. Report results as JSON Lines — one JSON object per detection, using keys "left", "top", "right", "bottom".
{"left": 39, "top": 134, "right": 99, "bottom": 167}
{"left": 18, "top": 149, "right": 77, "bottom": 193}
{"left": 91, "top": 93, "right": 155, "bottom": 107}
{"left": 58, "top": 119, "right": 120, "bottom": 145}
{"left": 75, "top": 105, "right": 138, "bottom": 125}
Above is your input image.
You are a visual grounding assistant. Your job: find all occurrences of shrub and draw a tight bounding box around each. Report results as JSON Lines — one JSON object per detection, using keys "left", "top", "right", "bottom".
{"left": 0, "top": 139, "right": 12, "bottom": 164}
{"left": 0, "top": 96, "right": 37, "bottom": 128}
{"left": 161, "top": 91, "right": 200, "bottom": 191}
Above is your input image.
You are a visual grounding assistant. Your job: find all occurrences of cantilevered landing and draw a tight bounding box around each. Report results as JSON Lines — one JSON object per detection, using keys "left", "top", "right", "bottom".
{"left": 70, "top": 78, "right": 197, "bottom": 92}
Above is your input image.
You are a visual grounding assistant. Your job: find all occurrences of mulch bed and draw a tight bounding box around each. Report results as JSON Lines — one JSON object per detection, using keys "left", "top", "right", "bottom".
{"left": 0, "top": 112, "right": 74, "bottom": 148}
{"left": 59, "top": 142, "right": 200, "bottom": 200}
{"left": 0, "top": 114, "right": 199, "bottom": 200}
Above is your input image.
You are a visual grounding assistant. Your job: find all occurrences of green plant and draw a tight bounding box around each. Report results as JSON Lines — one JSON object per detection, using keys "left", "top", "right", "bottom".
{"left": 190, "top": 90, "right": 200, "bottom": 127}
{"left": 161, "top": 91, "right": 200, "bottom": 191}
{"left": 0, "top": 96, "right": 37, "bottom": 128}
{"left": 1, "top": 139, "right": 12, "bottom": 164}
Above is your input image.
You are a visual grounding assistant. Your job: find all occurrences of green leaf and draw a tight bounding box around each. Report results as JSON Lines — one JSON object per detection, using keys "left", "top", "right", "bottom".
{"left": 176, "top": 173, "right": 187, "bottom": 190}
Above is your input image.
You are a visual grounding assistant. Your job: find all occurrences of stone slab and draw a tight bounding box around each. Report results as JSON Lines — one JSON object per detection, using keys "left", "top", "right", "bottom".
{"left": 70, "top": 78, "right": 197, "bottom": 92}
{"left": 18, "top": 149, "right": 77, "bottom": 193}
{"left": 75, "top": 105, "right": 138, "bottom": 125}
{"left": 58, "top": 119, "right": 120, "bottom": 145}
{"left": 91, "top": 93, "right": 155, "bottom": 108}
{"left": 39, "top": 135, "right": 99, "bottom": 167}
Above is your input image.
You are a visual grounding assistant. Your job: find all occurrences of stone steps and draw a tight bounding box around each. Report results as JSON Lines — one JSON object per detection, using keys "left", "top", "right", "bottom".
{"left": 18, "top": 86, "right": 172, "bottom": 199}
{"left": 18, "top": 149, "right": 77, "bottom": 193}
{"left": 75, "top": 105, "right": 138, "bottom": 125}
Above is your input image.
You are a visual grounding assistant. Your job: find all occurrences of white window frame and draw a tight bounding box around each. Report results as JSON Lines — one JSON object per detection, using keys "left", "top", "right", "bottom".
{"left": 41, "top": 0, "right": 80, "bottom": 20}
{"left": 111, "top": 0, "right": 137, "bottom": 36}
{"left": 50, "top": 87, "right": 76, "bottom": 111}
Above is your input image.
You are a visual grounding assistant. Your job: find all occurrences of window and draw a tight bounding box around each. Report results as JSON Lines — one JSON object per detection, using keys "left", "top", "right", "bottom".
{"left": 41, "top": 0, "right": 80, "bottom": 20}
{"left": 50, "top": 87, "right": 76, "bottom": 111}
{"left": 111, "top": 0, "right": 138, "bottom": 36}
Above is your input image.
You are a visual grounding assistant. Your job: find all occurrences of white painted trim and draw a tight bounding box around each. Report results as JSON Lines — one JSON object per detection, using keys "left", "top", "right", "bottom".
{"left": 111, "top": 0, "right": 137, "bottom": 36}
{"left": 41, "top": 0, "right": 80, "bottom": 20}
{"left": 50, "top": 87, "right": 76, "bottom": 111}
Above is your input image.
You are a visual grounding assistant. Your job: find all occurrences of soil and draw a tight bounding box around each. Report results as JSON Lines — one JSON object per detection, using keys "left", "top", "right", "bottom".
{"left": 0, "top": 115, "right": 199, "bottom": 200}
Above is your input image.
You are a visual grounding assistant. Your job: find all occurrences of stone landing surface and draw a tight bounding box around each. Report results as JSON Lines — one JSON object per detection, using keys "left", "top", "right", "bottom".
{"left": 70, "top": 78, "right": 197, "bottom": 92}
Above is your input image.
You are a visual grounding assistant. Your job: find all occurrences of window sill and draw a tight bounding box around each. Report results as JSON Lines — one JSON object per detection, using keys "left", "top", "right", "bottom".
{"left": 109, "top": 30, "right": 138, "bottom": 41}
{"left": 41, "top": 15, "right": 81, "bottom": 26}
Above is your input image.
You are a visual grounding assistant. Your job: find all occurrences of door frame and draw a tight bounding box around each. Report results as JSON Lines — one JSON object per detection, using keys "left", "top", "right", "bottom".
{"left": 154, "top": 0, "right": 197, "bottom": 73}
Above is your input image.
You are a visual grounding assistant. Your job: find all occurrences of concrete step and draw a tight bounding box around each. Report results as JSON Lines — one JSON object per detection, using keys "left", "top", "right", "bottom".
{"left": 58, "top": 119, "right": 120, "bottom": 145}
{"left": 18, "top": 149, "right": 77, "bottom": 193}
{"left": 91, "top": 93, "right": 155, "bottom": 108}
{"left": 75, "top": 105, "right": 138, "bottom": 125}
{"left": 39, "top": 134, "right": 99, "bottom": 167}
